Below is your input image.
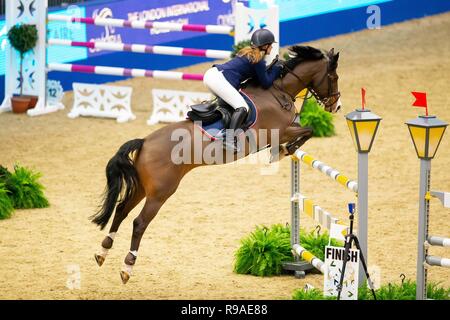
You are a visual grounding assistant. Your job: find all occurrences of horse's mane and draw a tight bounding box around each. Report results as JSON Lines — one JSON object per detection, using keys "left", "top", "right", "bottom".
{"left": 282, "top": 45, "right": 325, "bottom": 76}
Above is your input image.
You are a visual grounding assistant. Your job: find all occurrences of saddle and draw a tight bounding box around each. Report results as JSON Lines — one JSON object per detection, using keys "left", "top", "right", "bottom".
{"left": 187, "top": 98, "right": 235, "bottom": 128}
{"left": 186, "top": 91, "right": 257, "bottom": 140}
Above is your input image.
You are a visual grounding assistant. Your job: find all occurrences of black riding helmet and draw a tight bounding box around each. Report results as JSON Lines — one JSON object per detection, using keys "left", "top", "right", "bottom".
{"left": 250, "top": 29, "right": 276, "bottom": 48}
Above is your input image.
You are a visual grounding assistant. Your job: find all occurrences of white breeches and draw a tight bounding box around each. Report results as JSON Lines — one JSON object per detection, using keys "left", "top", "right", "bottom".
{"left": 203, "top": 67, "right": 249, "bottom": 111}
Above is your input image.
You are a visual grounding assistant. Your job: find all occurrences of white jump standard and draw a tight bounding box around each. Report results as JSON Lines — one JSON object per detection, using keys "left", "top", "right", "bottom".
{"left": 406, "top": 115, "right": 449, "bottom": 300}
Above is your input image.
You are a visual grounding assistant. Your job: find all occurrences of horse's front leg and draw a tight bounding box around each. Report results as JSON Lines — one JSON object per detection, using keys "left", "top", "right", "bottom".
{"left": 270, "top": 123, "right": 313, "bottom": 162}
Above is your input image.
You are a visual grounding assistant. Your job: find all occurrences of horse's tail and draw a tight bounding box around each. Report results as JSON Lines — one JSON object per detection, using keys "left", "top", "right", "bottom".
{"left": 91, "top": 138, "right": 145, "bottom": 230}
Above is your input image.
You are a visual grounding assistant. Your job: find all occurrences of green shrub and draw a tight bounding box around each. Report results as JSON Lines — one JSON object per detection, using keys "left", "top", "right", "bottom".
{"left": 7, "top": 164, "right": 49, "bottom": 209}
{"left": 234, "top": 224, "right": 292, "bottom": 276}
{"left": 300, "top": 229, "right": 343, "bottom": 261}
{"left": 299, "top": 97, "right": 335, "bottom": 137}
{"left": 359, "top": 279, "right": 450, "bottom": 300}
{"left": 0, "top": 165, "right": 12, "bottom": 184}
{"left": 293, "top": 288, "right": 335, "bottom": 300}
{"left": 233, "top": 224, "right": 343, "bottom": 276}
{"left": 293, "top": 279, "right": 450, "bottom": 300}
{"left": 426, "top": 281, "right": 450, "bottom": 300}
{"left": 0, "top": 182, "right": 14, "bottom": 220}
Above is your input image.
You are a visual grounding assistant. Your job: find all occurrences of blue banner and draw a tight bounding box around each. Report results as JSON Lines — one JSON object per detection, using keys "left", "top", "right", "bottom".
{"left": 249, "top": 0, "right": 392, "bottom": 22}
{"left": 46, "top": 7, "right": 88, "bottom": 65}
{"left": 84, "top": 0, "right": 234, "bottom": 57}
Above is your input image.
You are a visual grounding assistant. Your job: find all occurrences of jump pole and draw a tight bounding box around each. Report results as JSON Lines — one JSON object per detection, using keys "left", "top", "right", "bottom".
{"left": 48, "top": 14, "right": 234, "bottom": 35}
{"left": 47, "top": 63, "right": 204, "bottom": 81}
{"left": 47, "top": 39, "right": 232, "bottom": 60}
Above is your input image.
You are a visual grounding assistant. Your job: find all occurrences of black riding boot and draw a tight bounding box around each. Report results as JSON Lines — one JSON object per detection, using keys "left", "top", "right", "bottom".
{"left": 223, "top": 107, "right": 248, "bottom": 152}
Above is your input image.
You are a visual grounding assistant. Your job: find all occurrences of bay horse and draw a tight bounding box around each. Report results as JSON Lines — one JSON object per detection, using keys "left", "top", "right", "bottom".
{"left": 91, "top": 45, "right": 341, "bottom": 283}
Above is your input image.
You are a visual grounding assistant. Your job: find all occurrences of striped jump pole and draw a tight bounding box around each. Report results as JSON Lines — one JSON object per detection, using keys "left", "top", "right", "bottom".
{"left": 430, "top": 191, "right": 450, "bottom": 208}
{"left": 48, "top": 14, "right": 234, "bottom": 35}
{"left": 292, "top": 244, "right": 326, "bottom": 274}
{"left": 47, "top": 63, "right": 204, "bottom": 81}
{"left": 47, "top": 39, "right": 231, "bottom": 60}
{"left": 292, "top": 150, "right": 358, "bottom": 193}
{"left": 426, "top": 256, "right": 450, "bottom": 268}
{"left": 291, "top": 193, "right": 348, "bottom": 232}
{"left": 427, "top": 236, "right": 450, "bottom": 247}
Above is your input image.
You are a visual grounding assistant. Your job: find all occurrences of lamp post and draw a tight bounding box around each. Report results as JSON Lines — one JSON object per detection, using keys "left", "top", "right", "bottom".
{"left": 405, "top": 115, "right": 447, "bottom": 300}
{"left": 345, "top": 108, "right": 381, "bottom": 286}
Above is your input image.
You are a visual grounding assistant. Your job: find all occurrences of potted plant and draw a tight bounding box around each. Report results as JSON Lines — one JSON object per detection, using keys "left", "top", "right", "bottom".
{"left": 7, "top": 24, "right": 38, "bottom": 113}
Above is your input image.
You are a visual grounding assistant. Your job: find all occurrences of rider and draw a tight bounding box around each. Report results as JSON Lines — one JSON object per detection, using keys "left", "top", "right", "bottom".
{"left": 203, "top": 28, "right": 283, "bottom": 152}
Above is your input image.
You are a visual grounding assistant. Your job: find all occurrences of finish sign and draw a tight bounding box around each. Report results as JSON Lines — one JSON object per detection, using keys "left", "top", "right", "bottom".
{"left": 324, "top": 246, "right": 360, "bottom": 300}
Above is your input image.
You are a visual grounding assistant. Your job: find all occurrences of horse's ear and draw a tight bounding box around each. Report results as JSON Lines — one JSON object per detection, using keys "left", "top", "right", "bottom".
{"left": 330, "top": 51, "right": 339, "bottom": 69}
{"left": 329, "top": 48, "right": 335, "bottom": 56}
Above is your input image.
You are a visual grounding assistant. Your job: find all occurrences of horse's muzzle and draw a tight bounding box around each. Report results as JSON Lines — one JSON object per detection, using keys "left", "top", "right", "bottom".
{"left": 332, "top": 97, "right": 342, "bottom": 113}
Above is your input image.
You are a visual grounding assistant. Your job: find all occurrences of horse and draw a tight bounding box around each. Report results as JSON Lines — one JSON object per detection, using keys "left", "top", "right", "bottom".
{"left": 90, "top": 45, "right": 341, "bottom": 284}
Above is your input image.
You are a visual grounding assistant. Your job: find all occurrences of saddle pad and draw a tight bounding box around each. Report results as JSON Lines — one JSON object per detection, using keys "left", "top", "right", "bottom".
{"left": 195, "top": 90, "right": 258, "bottom": 140}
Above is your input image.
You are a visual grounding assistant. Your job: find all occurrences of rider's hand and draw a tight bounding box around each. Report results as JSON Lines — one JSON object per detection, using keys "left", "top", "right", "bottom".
{"left": 273, "top": 60, "right": 284, "bottom": 70}
{"left": 267, "top": 55, "right": 279, "bottom": 70}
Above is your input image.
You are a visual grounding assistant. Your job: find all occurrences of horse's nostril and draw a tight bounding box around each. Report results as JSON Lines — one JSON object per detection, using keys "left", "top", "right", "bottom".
{"left": 336, "top": 105, "right": 341, "bottom": 112}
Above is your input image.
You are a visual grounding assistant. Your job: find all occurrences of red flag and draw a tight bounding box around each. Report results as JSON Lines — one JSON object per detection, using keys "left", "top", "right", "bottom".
{"left": 412, "top": 91, "right": 428, "bottom": 115}
{"left": 361, "top": 88, "right": 366, "bottom": 110}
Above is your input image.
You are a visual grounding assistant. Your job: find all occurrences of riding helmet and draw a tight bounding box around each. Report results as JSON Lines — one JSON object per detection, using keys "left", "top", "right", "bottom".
{"left": 250, "top": 29, "right": 276, "bottom": 48}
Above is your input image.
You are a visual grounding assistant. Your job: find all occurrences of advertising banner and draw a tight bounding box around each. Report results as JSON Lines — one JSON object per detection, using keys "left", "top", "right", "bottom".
{"left": 84, "top": 0, "right": 235, "bottom": 57}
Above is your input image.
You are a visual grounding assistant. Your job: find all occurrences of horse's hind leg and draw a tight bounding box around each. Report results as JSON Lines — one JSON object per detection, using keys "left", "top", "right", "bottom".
{"left": 95, "top": 184, "right": 145, "bottom": 267}
{"left": 120, "top": 196, "right": 165, "bottom": 284}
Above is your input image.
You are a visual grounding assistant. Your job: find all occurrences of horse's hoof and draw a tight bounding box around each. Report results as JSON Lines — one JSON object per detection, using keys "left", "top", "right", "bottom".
{"left": 120, "top": 271, "right": 131, "bottom": 284}
{"left": 94, "top": 254, "right": 105, "bottom": 267}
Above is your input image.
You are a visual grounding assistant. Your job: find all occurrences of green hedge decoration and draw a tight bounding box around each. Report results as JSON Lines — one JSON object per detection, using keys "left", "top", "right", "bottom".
{"left": 6, "top": 164, "right": 49, "bottom": 209}
{"left": 234, "top": 224, "right": 342, "bottom": 277}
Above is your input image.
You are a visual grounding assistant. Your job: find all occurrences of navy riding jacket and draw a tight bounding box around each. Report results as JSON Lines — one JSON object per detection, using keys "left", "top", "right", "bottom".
{"left": 214, "top": 55, "right": 282, "bottom": 90}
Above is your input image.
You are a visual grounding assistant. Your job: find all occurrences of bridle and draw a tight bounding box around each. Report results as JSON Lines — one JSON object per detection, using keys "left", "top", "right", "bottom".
{"left": 274, "top": 58, "right": 341, "bottom": 111}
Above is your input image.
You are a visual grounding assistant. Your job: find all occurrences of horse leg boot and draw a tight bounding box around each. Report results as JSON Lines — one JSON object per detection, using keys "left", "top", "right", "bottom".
{"left": 223, "top": 107, "right": 248, "bottom": 152}
{"left": 95, "top": 186, "right": 145, "bottom": 267}
{"left": 94, "top": 233, "right": 116, "bottom": 267}
{"left": 120, "top": 197, "right": 163, "bottom": 284}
